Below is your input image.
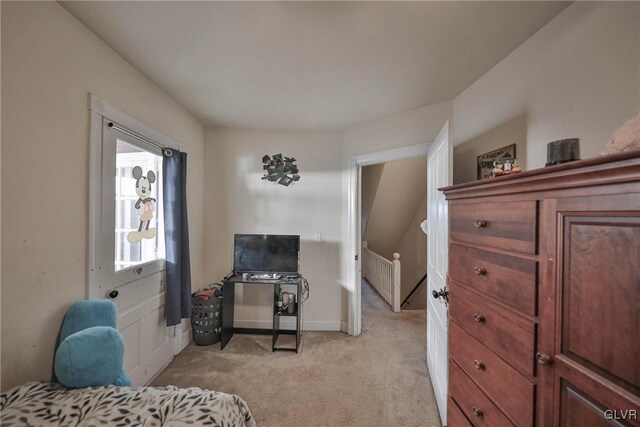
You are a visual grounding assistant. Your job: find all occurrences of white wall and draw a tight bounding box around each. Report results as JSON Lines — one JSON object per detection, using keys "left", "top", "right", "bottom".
{"left": 395, "top": 197, "right": 427, "bottom": 309}
{"left": 1, "top": 2, "right": 204, "bottom": 391}
{"left": 204, "top": 103, "right": 447, "bottom": 332}
{"left": 363, "top": 157, "right": 426, "bottom": 260}
{"left": 454, "top": 2, "right": 640, "bottom": 170}
{"left": 204, "top": 128, "right": 345, "bottom": 331}
{"left": 343, "top": 101, "right": 453, "bottom": 158}
{"left": 360, "top": 163, "right": 383, "bottom": 238}
{"left": 453, "top": 114, "right": 526, "bottom": 184}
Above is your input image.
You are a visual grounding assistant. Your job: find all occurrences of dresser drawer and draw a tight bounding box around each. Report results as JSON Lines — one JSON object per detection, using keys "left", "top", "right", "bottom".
{"left": 450, "top": 282, "right": 535, "bottom": 376}
{"left": 449, "top": 397, "right": 473, "bottom": 427}
{"left": 450, "top": 201, "right": 537, "bottom": 254}
{"left": 449, "top": 244, "right": 537, "bottom": 316}
{"left": 450, "top": 322, "right": 534, "bottom": 427}
{"left": 450, "top": 361, "right": 514, "bottom": 427}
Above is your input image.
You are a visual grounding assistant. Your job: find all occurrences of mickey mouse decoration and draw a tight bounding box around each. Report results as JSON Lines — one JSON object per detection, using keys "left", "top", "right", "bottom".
{"left": 127, "top": 166, "right": 157, "bottom": 243}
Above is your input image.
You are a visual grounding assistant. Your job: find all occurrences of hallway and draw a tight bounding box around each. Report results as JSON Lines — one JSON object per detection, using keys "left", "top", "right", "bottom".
{"left": 360, "top": 279, "right": 440, "bottom": 426}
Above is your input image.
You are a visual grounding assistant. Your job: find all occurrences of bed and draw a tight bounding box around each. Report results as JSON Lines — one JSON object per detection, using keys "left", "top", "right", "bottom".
{"left": 0, "top": 381, "right": 255, "bottom": 426}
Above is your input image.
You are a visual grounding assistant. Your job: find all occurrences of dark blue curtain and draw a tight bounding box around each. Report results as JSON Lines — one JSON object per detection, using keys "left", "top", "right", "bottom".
{"left": 163, "top": 150, "right": 192, "bottom": 326}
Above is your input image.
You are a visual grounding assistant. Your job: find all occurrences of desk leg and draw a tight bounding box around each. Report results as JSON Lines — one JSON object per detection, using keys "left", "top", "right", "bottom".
{"left": 296, "top": 280, "right": 302, "bottom": 353}
{"left": 221, "top": 281, "right": 235, "bottom": 350}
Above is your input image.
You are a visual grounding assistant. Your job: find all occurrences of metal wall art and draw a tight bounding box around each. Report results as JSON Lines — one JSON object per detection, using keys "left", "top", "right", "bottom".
{"left": 261, "top": 154, "right": 300, "bottom": 186}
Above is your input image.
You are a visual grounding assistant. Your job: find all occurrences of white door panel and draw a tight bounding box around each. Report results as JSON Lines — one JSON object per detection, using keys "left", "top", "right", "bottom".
{"left": 426, "top": 121, "right": 451, "bottom": 425}
{"left": 110, "top": 273, "right": 164, "bottom": 313}
{"left": 116, "top": 281, "right": 171, "bottom": 386}
{"left": 118, "top": 316, "right": 144, "bottom": 384}
{"left": 146, "top": 298, "right": 174, "bottom": 382}
{"left": 118, "top": 307, "right": 144, "bottom": 385}
{"left": 427, "top": 309, "right": 447, "bottom": 404}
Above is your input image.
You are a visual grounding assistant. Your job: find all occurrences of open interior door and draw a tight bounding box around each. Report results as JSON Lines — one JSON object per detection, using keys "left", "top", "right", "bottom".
{"left": 426, "top": 121, "right": 452, "bottom": 424}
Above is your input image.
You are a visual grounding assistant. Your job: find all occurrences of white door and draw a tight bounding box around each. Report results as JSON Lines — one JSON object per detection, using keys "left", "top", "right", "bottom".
{"left": 426, "top": 121, "right": 452, "bottom": 424}
{"left": 98, "top": 119, "right": 174, "bottom": 386}
{"left": 113, "top": 273, "right": 173, "bottom": 386}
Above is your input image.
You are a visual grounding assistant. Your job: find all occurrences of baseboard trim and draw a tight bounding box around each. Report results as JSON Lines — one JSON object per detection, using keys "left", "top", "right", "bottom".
{"left": 233, "top": 319, "right": 343, "bottom": 331}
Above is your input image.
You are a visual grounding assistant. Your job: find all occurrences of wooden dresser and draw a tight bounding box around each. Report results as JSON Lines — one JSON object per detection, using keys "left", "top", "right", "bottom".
{"left": 441, "top": 151, "right": 640, "bottom": 426}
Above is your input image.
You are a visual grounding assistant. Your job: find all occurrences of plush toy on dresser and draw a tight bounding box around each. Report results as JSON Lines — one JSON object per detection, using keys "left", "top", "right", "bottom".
{"left": 601, "top": 113, "right": 640, "bottom": 155}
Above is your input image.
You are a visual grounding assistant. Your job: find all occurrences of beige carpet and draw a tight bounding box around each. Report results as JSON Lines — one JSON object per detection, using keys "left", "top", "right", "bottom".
{"left": 151, "top": 281, "right": 441, "bottom": 427}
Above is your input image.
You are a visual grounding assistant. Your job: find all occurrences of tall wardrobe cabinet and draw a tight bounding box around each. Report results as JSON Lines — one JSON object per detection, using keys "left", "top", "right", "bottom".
{"left": 441, "top": 151, "right": 640, "bottom": 426}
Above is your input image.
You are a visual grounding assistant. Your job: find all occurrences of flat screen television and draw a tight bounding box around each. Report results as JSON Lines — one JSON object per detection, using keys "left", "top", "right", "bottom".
{"left": 233, "top": 234, "right": 300, "bottom": 274}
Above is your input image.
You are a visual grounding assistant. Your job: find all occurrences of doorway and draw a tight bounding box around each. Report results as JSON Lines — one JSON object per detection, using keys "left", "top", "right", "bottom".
{"left": 345, "top": 122, "right": 451, "bottom": 426}
{"left": 346, "top": 142, "right": 429, "bottom": 336}
{"left": 360, "top": 157, "right": 427, "bottom": 315}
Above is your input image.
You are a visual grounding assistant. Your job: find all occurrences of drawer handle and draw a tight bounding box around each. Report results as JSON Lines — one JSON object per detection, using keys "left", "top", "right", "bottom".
{"left": 474, "top": 220, "right": 487, "bottom": 229}
{"left": 472, "top": 406, "right": 483, "bottom": 418}
{"left": 474, "top": 266, "right": 486, "bottom": 276}
{"left": 474, "top": 360, "right": 485, "bottom": 370}
{"left": 109, "top": 290, "right": 119, "bottom": 299}
{"left": 536, "top": 352, "right": 553, "bottom": 365}
{"left": 473, "top": 313, "right": 485, "bottom": 323}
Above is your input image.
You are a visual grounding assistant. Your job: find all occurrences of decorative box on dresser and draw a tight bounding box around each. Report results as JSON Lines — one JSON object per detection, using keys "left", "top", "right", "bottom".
{"left": 441, "top": 151, "right": 640, "bottom": 427}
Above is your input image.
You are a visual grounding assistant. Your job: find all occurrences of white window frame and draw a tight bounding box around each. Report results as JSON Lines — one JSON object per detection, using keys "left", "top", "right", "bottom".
{"left": 102, "top": 122, "right": 165, "bottom": 288}
{"left": 88, "top": 94, "right": 180, "bottom": 299}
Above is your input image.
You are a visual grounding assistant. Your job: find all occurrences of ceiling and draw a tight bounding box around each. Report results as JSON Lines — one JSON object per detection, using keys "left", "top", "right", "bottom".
{"left": 61, "top": 1, "right": 570, "bottom": 131}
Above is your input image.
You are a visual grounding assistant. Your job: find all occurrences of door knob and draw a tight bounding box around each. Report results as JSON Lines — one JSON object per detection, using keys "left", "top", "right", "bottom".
{"left": 431, "top": 288, "right": 449, "bottom": 303}
{"left": 109, "top": 290, "right": 119, "bottom": 299}
{"left": 472, "top": 406, "right": 483, "bottom": 417}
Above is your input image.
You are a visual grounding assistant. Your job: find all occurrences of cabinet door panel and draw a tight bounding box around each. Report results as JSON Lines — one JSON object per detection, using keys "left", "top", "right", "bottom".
{"left": 561, "top": 383, "right": 622, "bottom": 427}
{"left": 561, "top": 216, "right": 640, "bottom": 389}
{"left": 554, "top": 212, "right": 640, "bottom": 426}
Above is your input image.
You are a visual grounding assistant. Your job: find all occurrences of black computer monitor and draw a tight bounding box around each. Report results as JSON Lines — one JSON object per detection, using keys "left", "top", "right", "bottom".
{"left": 233, "top": 234, "right": 300, "bottom": 274}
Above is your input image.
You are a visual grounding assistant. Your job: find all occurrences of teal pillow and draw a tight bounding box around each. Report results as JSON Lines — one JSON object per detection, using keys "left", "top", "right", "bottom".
{"left": 54, "top": 326, "right": 125, "bottom": 388}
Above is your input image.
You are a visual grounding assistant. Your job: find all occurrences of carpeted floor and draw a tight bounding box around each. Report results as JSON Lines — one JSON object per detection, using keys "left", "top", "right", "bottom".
{"left": 151, "top": 281, "right": 441, "bottom": 426}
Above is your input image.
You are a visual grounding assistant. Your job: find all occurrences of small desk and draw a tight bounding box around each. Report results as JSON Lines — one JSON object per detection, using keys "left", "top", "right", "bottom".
{"left": 221, "top": 274, "right": 302, "bottom": 353}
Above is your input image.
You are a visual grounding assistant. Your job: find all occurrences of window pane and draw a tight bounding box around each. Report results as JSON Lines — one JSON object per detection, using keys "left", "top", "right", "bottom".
{"left": 114, "top": 140, "right": 165, "bottom": 272}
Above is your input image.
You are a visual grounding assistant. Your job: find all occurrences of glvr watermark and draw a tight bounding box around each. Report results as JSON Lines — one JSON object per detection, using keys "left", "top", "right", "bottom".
{"left": 604, "top": 409, "right": 637, "bottom": 421}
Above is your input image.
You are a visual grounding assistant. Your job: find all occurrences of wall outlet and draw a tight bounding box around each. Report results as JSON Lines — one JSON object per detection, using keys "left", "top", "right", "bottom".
{"left": 313, "top": 233, "right": 323, "bottom": 242}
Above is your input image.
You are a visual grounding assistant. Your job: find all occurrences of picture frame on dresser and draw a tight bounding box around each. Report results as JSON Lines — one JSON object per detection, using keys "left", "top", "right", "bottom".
{"left": 477, "top": 143, "right": 516, "bottom": 180}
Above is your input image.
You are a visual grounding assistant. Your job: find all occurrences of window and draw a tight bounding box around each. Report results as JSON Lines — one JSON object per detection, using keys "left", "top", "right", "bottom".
{"left": 114, "top": 140, "right": 165, "bottom": 271}
{"left": 88, "top": 95, "right": 181, "bottom": 298}
{"left": 99, "top": 119, "right": 166, "bottom": 289}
